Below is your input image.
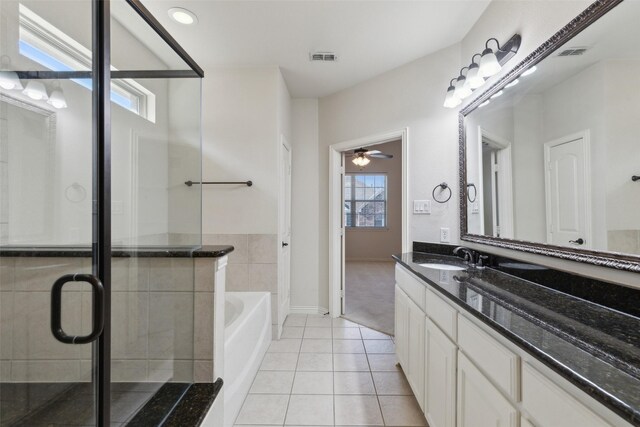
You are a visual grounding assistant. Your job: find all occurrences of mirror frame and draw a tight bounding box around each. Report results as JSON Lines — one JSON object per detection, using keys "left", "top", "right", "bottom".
{"left": 458, "top": 0, "right": 640, "bottom": 273}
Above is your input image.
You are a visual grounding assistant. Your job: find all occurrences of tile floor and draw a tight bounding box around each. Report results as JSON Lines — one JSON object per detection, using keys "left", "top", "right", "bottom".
{"left": 234, "top": 314, "right": 427, "bottom": 426}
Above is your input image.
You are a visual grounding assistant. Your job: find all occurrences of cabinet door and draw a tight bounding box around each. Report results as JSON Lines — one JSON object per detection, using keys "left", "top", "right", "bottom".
{"left": 522, "top": 363, "right": 609, "bottom": 427}
{"left": 457, "top": 353, "right": 518, "bottom": 427}
{"left": 407, "top": 297, "right": 425, "bottom": 410}
{"left": 425, "top": 318, "right": 456, "bottom": 427}
{"left": 395, "top": 285, "right": 409, "bottom": 368}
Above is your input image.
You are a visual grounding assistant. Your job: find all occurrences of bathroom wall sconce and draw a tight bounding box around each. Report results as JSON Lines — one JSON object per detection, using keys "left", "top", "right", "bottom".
{"left": 22, "top": 80, "right": 48, "bottom": 101}
{"left": 443, "top": 34, "right": 521, "bottom": 109}
{"left": 0, "top": 55, "right": 23, "bottom": 91}
{"left": 47, "top": 81, "right": 67, "bottom": 109}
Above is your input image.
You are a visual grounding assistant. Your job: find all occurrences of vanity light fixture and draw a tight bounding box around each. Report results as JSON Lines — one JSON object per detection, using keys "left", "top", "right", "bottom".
{"left": 466, "top": 54, "right": 485, "bottom": 89}
{"left": 443, "top": 34, "right": 521, "bottom": 108}
{"left": 168, "top": 7, "right": 198, "bottom": 25}
{"left": 22, "top": 80, "right": 48, "bottom": 101}
{"left": 443, "top": 78, "right": 462, "bottom": 108}
{"left": 46, "top": 81, "right": 67, "bottom": 109}
{"left": 0, "top": 55, "right": 23, "bottom": 91}
{"left": 522, "top": 66, "right": 537, "bottom": 77}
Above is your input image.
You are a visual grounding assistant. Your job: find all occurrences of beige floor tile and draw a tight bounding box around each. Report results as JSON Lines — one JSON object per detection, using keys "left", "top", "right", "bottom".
{"left": 333, "top": 318, "right": 359, "bottom": 328}
{"left": 334, "top": 372, "right": 375, "bottom": 394}
{"left": 250, "top": 371, "right": 295, "bottom": 394}
{"left": 378, "top": 395, "right": 427, "bottom": 426}
{"left": 292, "top": 371, "right": 333, "bottom": 394}
{"left": 285, "top": 395, "right": 334, "bottom": 425}
{"left": 300, "top": 339, "right": 332, "bottom": 354}
{"left": 333, "top": 339, "right": 365, "bottom": 354}
{"left": 281, "top": 327, "right": 305, "bottom": 339}
{"left": 260, "top": 353, "right": 299, "bottom": 371}
{"left": 296, "top": 353, "right": 333, "bottom": 372}
{"left": 360, "top": 327, "right": 392, "bottom": 340}
{"left": 372, "top": 371, "right": 413, "bottom": 395}
{"left": 334, "top": 395, "right": 384, "bottom": 425}
{"left": 284, "top": 316, "right": 307, "bottom": 327}
{"left": 333, "top": 353, "right": 370, "bottom": 372}
{"left": 363, "top": 339, "right": 395, "bottom": 354}
{"left": 304, "top": 327, "right": 333, "bottom": 339}
{"left": 235, "top": 394, "right": 290, "bottom": 425}
{"left": 367, "top": 354, "right": 401, "bottom": 372}
{"left": 306, "top": 317, "right": 333, "bottom": 328}
{"left": 332, "top": 328, "right": 361, "bottom": 339}
{"left": 268, "top": 339, "right": 302, "bottom": 353}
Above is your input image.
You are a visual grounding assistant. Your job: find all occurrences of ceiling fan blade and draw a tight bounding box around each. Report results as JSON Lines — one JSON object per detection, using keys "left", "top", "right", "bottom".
{"left": 366, "top": 150, "right": 381, "bottom": 155}
{"left": 369, "top": 153, "right": 393, "bottom": 159}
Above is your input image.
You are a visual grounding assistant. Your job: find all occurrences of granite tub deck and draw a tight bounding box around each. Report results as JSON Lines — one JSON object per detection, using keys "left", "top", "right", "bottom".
{"left": 393, "top": 251, "right": 640, "bottom": 426}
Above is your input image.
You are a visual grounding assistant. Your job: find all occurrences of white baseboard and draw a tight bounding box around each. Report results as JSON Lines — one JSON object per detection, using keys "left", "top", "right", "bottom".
{"left": 289, "top": 306, "right": 330, "bottom": 315}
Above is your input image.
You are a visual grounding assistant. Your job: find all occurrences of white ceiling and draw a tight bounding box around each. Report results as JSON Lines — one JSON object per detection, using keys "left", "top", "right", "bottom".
{"left": 140, "top": 0, "right": 491, "bottom": 98}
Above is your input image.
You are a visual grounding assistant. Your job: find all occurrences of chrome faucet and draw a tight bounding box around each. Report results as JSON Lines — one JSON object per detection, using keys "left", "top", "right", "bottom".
{"left": 453, "top": 246, "right": 489, "bottom": 269}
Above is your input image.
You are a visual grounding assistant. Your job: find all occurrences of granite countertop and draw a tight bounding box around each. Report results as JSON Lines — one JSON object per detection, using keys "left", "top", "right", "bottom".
{"left": 393, "top": 251, "right": 640, "bottom": 426}
{"left": 0, "top": 245, "right": 234, "bottom": 258}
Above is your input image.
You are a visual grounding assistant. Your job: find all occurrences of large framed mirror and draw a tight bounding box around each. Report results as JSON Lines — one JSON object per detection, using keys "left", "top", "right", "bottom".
{"left": 459, "top": 0, "right": 640, "bottom": 273}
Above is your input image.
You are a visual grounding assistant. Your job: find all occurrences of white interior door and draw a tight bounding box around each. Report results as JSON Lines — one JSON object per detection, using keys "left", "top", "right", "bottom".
{"left": 340, "top": 153, "right": 346, "bottom": 315}
{"left": 545, "top": 133, "right": 591, "bottom": 248}
{"left": 279, "top": 138, "right": 292, "bottom": 330}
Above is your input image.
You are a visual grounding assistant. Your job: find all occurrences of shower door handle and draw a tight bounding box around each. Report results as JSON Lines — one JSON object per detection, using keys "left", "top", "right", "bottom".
{"left": 51, "top": 273, "right": 105, "bottom": 344}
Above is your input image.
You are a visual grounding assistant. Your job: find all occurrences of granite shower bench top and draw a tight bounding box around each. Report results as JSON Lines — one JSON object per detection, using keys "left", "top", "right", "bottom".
{"left": 394, "top": 251, "right": 640, "bottom": 426}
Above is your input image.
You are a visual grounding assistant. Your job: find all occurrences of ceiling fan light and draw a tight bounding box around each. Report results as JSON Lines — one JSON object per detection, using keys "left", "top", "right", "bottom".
{"left": 466, "top": 64, "right": 485, "bottom": 89}
{"left": 22, "top": 80, "right": 48, "bottom": 101}
{"left": 479, "top": 48, "right": 501, "bottom": 78}
{"left": 0, "top": 70, "right": 23, "bottom": 90}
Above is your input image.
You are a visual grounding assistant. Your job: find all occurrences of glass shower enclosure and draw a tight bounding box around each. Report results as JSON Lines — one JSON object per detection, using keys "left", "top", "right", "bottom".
{"left": 0, "top": 0, "right": 204, "bottom": 424}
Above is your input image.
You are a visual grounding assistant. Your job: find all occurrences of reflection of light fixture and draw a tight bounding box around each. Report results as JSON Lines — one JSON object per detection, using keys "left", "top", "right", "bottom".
{"left": 352, "top": 155, "right": 370, "bottom": 167}
{"left": 522, "top": 66, "right": 537, "bottom": 77}
{"left": 479, "top": 100, "right": 490, "bottom": 108}
{"left": 0, "top": 55, "right": 23, "bottom": 91}
{"left": 47, "top": 89, "right": 67, "bottom": 109}
{"left": 490, "top": 90, "right": 503, "bottom": 99}
{"left": 505, "top": 79, "right": 519, "bottom": 88}
{"left": 443, "top": 79, "right": 461, "bottom": 108}
{"left": 22, "top": 81, "right": 48, "bottom": 100}
{"left": 443, "top": 34, "right": 521, "bottom": 108}
{"left": 466, "top": 54, "right": 485, "bottom": 89}
{"left": 168, "top": 7, "right": 198, "bottom": 25}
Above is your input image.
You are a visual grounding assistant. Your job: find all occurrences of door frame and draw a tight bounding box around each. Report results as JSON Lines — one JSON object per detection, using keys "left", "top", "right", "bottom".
{"left": 543, "top": 130, "right": 592, "bottom": 248}
{"left": 478, "top": 128, "right": 514, "bottom": 239}
{"left": 328, "top": 128, "right": 409, "bottom": 317}
{"left": 277, "top": 135, "right": 292, "bottom": 337}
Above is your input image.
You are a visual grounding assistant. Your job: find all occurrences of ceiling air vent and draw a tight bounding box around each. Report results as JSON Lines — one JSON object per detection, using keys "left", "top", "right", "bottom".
{"left": 557, "top": 47, "right": 589, "bottom": 57}
{"left": 309, "top": 52, "right": 338, "bottom": 62}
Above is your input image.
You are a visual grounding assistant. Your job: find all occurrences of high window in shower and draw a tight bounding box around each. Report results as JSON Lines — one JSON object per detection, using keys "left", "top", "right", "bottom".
{"left": 0, "top": 0, "right": 205, "bottom": 425}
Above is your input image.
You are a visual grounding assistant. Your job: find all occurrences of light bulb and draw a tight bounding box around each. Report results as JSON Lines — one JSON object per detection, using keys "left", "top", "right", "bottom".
{"left": 22, "top": 81, "right": 48, "bottom": 101}
{"left": 0, "top": 71, "right": 23, "bottom": 90}
{"left": 454, "top": 75, "right": 472, "bottom": 99}
{"left": 479, "top": 48, "right": 501, "bottom": 78}
{"left": 466, "top": 64, "right": 485, "bottom": 89}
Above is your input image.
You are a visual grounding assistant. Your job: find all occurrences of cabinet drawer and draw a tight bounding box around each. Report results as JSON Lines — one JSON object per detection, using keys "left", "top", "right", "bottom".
{"left": 522, "top": 363, "right": 609, "bottom": 427}
{"left": 426, "top": 288, "right": 457, "bottom": 340}
{"left": 457, "top": 315, "right": 520, "bottom": 401}
{"left": 395, "top": 264, "right": 426, "bottom": 311}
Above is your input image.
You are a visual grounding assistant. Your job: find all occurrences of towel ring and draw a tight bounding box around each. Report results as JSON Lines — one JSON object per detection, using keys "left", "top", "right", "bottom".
{"left": 432, "top": 182, "right": 452, "bottom": 204}
{"left": 467, "top": 183, "right": 477, "bottom": 203}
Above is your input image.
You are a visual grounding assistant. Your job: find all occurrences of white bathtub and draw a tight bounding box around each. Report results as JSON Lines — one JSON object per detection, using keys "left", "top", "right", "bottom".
{"left": 224, "top": 292, "right": 272, "bottom": 426}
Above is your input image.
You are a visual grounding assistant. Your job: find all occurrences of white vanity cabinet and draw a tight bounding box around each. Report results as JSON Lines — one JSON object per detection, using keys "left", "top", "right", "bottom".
{"left": 425, "top": 317, "right": 457, "bottom": 427}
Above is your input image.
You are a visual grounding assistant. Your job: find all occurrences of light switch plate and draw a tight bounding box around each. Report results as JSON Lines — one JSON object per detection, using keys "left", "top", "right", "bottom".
{"left": 413, "top": 200, "right": 431, "bottom": 214}
{"left": 472, "top": 202, "right": 480, "bottom": 214}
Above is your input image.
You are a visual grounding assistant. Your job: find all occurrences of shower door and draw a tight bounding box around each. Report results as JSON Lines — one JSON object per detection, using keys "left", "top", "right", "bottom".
{"left": 0, "top": 0, "right": 110, "bottom": 425}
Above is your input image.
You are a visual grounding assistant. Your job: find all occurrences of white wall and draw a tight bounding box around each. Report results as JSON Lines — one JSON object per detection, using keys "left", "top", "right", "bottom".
{"left": 290, "top": 98, "right": 321, "bottom": 312}
{"left": 345, "top": 140, "right": 402, "bottom": 261}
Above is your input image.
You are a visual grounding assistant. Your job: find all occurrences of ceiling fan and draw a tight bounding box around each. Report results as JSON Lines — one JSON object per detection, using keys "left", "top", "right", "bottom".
{"left": 347, "top": 147, "right": 393, "bottom": 167}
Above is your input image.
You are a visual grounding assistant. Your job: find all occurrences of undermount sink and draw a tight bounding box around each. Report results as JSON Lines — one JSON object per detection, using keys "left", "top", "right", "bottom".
{"left": 419, "top": 263, "right": 466, "bottom": 271}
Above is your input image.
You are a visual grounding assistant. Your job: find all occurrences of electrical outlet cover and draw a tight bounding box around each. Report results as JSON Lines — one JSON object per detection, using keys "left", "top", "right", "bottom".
{"left": 440, "top": 227, "right": 450, "bottom": 243}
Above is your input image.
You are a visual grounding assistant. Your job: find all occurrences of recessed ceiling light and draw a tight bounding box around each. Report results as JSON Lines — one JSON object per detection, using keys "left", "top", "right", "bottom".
{"left": 522, "top": 66, "right": 537, "bottom": 77}
{"left": 168, "top": 7, "right": 197, "bottom": 25}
